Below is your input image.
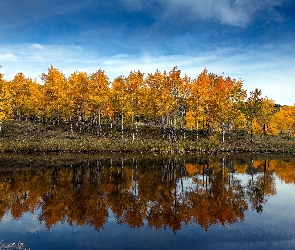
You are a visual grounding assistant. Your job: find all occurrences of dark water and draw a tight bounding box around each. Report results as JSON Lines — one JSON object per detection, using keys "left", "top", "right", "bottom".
{"left": 0, "top": 153, "right": 295, "bottom": 250}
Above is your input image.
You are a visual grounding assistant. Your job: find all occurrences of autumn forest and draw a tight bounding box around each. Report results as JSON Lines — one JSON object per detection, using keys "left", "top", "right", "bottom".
{"left": 0, "top": 66, "right": 295, "bottom": 143}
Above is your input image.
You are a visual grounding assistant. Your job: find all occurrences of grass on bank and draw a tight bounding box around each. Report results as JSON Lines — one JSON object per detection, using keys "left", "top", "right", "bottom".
{"left": 0, "top": 120, "right": 294, "bottom": 154}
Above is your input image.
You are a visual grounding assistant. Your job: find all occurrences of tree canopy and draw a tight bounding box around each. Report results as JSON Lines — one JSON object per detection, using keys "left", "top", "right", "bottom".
{"left": 0, "top": 66, "right": 294, "bottom": 139}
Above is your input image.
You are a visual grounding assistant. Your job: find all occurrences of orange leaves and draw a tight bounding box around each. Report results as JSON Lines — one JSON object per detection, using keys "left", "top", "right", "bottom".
{"left": 26, "top": 81, "right": 44, "bottom": 119}
{"left": 184, "top": 110, "right": 197, "bottom": 130}
{"left": 89, "top": 69, "right": 111, "bottom": 118}
{"left": 0, "top": 65, "right": 294, "bottom": 138}
{"left": 68, "top": 71, "right": 91, "bottom": 121}
{"left": 124, "top": 70, "right": 145, "bottom": 117}
{"left": 144, "top": 70, "right": 174, "bottom": 120}
{"left": 272, "top": 105, "right": 295, "bottom": 135}
{"left": 188, "top": 69, "right": 246, "bottom": 135}
{"left": 185, "top": 163, "right": 198, "bottom": 176}
{"left": 0, "top": 74, "right": 10, "bottom": 123}
{"left": 112, "top": 75, "right": 133, "bottom": 118}
{"left": 42, "top": 66, "right": 69, "bottom": 122}
{"left": 7, "top": 73, "right": 29, "bottom": 119}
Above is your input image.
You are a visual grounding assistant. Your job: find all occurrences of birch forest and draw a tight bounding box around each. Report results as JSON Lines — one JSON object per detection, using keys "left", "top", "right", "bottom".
{"left": 0, "top": 66, "right": 294, "bottom": 140}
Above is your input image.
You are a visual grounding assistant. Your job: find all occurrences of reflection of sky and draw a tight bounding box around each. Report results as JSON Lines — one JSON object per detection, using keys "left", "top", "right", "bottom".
{"left": 0, "top": 209, "right": 45, "bottom": 233}
{"left": 176, "top": 172, "right": 264, "bottom": 196}
{"left": 0, "top": 178, "right": 295, "bottom": 249}
{"left": 225, "top": 177, "right": 295, "bottom": 250}
{"left": 176, "top": 177, "right": 198, "bottom": 196}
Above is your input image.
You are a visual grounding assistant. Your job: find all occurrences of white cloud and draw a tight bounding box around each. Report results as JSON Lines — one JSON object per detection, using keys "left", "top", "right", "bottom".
{"left": 31, "top": 43, "right": 45, "bottom": 50}
{"left": 161, "top": 0, "right": 287, "bottom": 27}
{"left": 0, "top": 53, "right": 17, "bottom": 62}
{"left": 0, "top": 42, "right": 294, "bottom": 105}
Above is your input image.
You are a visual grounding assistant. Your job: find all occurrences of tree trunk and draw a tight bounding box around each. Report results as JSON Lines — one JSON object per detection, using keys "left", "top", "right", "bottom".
{"left": 196, "top": 119, "right": 199, "bottom": 140}
{"left": 250, "top": 121, "right": 253, "bottom": 143}
{"left": 132, "top": 113, "right": 135, "bottom": 141}
{"left": 162, "top": 115, "right": 166, "bottom": 139}
{"left": 222, "top": 122, "right": 225, "bottom": 143}
{"left": 135, "top": 119, "right": 138, "bottom": 137}
{"left": 109, "top": 118, "right": 113, "bottom": 137}
{"left": 98, "top": 110, "right": 102, "bottom": 137}
{"left": 174, "top": 115, "right": 177, "bottom": 141}
{"left": 121, "top": 113, "right": 124, "bottom": 140}
{"left": 263, "top": 124, "right": 267, "bottom": 136}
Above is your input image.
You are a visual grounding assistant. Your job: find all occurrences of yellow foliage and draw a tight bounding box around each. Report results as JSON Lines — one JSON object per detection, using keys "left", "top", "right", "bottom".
{"left": 231, "top": 111, "right": 246, "bottom": 130}
{"left": 185, "top": 110, "right": 196, "bottom": 130}
{"left": 252, "top": 160, "right": 264, "bottom": 169}
{"left": 252, "top": 118, "right": 263, "bottom": 134}
{"left": 89, "top": 69, "right": 112, "bottom": 119}
{"left": 42, "top": 66, "right": 70, "bottom": 121}
{"left": 0, "top": 65, "right": 294, "bottom": 139}
{"left": 268, "top": 160, "right": 295, "bottom": 184}
{"left": 233, "top": 162, "right": 248, "bottom": 174}
{"left": 272, "top": 105, "right": 295, "bottom": 135}
{"left": 185, "top": 163, "right": 198, "bottom": 176}
{"left": 266, "top": 119, "right": 279, "bottom": 136}
{"left": 0, "top": 73, "right": 11, "bottom": 123}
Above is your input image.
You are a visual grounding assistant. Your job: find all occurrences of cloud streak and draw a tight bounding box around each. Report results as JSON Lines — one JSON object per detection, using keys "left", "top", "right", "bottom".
{"left": 0, "top": 0, "right": 289, "bottom": 32}
{"left": 0, "top": 1, "right": 294, "bottom": 106}
{"left": 1, "top": 42, "right": 294, "bottom": 105}
{"left": 164, "top": 0, "right": 286, "bottom": 27}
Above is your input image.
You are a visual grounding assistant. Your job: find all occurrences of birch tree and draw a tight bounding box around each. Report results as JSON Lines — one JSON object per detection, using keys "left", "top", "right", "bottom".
{"left": 42, "top": 66, "right": 69, "bottom": 124}
{"left": 0, "top": 69, "right": 11, "bottom": 132}
{"left": 89, "top": 69, "right": 111, "bottom": 136}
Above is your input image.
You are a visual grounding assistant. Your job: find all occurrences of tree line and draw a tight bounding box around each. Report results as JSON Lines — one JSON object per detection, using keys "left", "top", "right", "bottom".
{"left": 0, "top": 65, "right": 294, "bottom": 140}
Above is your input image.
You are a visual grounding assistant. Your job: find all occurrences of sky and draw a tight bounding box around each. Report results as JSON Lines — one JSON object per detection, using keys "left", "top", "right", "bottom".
{"left": 0, "top": 0, "right": 295, "bottom": 105}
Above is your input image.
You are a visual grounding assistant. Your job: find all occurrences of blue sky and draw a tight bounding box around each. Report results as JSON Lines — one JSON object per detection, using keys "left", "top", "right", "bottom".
{"left": 0, "top": 0, "right": 295, "bottom": 105}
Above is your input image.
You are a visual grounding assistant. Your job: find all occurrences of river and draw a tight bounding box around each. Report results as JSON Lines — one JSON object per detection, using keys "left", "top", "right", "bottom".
{"left": 0, "top": 153, "right": 294, "bottom": 249}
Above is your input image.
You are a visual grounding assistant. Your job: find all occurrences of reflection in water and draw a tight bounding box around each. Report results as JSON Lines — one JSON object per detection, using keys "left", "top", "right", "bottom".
{"left": 0, "top": 155, "right": 294, "bottom": 233}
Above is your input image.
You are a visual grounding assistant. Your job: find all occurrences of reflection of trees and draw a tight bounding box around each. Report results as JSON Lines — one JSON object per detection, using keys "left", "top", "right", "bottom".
{"left": 246, "top": 160, "right": 276, "bottom": 213}
{"left": 0, "top": 155, "right": 289, "bottom": 232}
{"left": 185, "top": 164, "right": 247, "bottom": 231}
{"left": 141, "top": 158, "right": 183, "bottom": 232}
{"left": 268, "top": 159, "right": 295, "bottom": 184}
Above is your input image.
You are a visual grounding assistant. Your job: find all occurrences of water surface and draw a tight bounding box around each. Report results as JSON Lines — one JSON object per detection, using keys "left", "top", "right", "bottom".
{"left": 0, "top": 153, "right": 295, "bottom": 249}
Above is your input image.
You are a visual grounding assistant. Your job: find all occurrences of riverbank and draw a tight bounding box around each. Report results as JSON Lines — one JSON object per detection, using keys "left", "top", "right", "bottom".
{"left": 0, "top": 120, "right": 294, "bottom": 154}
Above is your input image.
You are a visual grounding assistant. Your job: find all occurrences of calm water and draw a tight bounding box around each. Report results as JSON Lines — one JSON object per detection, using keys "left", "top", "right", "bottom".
{"left": 0, "top": 153, "right": 295, "bottom": 250}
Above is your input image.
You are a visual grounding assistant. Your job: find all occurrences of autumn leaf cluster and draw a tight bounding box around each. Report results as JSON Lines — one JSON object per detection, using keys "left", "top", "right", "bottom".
{"left": 0, "top": 66, "right": 294, "bottom": 137}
